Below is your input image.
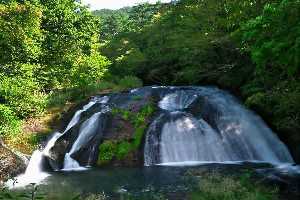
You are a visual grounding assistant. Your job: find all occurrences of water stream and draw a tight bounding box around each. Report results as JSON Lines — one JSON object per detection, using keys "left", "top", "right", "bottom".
{"left": 6, "top": 86, "right": 299, "bottom": 197}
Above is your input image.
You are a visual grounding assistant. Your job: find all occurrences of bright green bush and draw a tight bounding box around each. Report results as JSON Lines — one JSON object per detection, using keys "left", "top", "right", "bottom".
{"left": 0, "top": 1, "right": 43, "bottom": 65}
{"left": 98, "top": 140, "right": 117, "bottom": 164}
{"left": 116, "top": 141, "right": 132, "bottom": 160}
{"left": 0, "top": 104, "right": 21, "bottom": 136}
{"left": 0, "top": 75, "right": 46, "bottom": 118}
{"left": 71, "top": 52, "right": 111, "bottom": 87}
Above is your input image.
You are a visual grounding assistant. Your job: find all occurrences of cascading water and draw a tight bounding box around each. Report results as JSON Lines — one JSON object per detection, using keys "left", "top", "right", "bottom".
{"left": 8, "top": 96, "right": 110, "bottom": 187}
{"left": 60, "top": 96, "right": 110, "bottom": 170}
{"left": 63, "top": 110, "right": 109, "bottom": 170}
{"left": 9, "top": 86, "right": 296, "bottom": 188}
{"left": 144, "top": 87, "right": 294, "bottom": 166}
{"left": 6, "top": 132, "right": 60, "bottom": 188}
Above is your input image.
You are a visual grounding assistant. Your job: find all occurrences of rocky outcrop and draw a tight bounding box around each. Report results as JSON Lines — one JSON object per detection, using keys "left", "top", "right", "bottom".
{"left": 44, "top": 87, "right": 295, "bottom": 170}
{"left": 0, "top": 139, "right": 28, "bottom": 183}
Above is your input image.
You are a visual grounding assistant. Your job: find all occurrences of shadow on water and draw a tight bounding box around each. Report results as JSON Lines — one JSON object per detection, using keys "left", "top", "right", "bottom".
{"left": 9, "top": 163, "right": 300, "bottom": 200}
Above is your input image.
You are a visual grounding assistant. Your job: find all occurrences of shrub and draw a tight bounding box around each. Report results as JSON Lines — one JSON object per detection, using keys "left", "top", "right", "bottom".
{"left": 98, "top": 141, "right": 117, "bottom": 164}
{"left": 0, "top": 75, "right": 46, "bottom": 118}
{"left": 117, "top": 76, "right": 143, "bottom": 90}
{"left": 71, "top": 53, "right": 111, "bottom": 87}
{"left": 239, "top": 0, "right": 300, "bottom": 76}
{"left": 0, "top": 104, "right": 21, "bottom": 136}
{"left": 116, "top": 141, "right": 132, "bottom": 160}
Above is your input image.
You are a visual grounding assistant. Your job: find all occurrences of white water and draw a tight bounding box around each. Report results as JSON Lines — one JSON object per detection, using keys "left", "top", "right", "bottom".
{"left": 63, "top": 112, "right": 102, "bottom": 170}
{"left": 6, "top": 151, "right": 48, "bottom": 188}
{"left": 8, "top": 97, "right": 109, "bottom": 187}
{"left": 65, "top": 100, "right": 97, "bottom": 132}
{"left": 160, "top": 113, "right": 231, "bottom": 163}
{"left": 43, "top": 132, "right": 62, "bottom": 157}
{"left": 159, "top": 90, "right": 198, "bottom": 111}
{"left": 145, "top": 88, "right": 294, "bottom": 166}
{"left": 62, "top": 96, "right": 110, "bottom": 170}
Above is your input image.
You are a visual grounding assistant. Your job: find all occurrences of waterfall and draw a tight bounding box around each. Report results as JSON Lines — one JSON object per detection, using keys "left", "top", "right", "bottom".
{"left": 64, "top": 96, "right": 108, "bottom": 133}
{"left": 158, "top": 90, "right": 198, "bottom": 111}
{"left": 61, "top": 96, "right": 110, "bottom": 170}
{"left": 9, "top": 96, "right": 109, "bottom": 187}
{"left": 62, "top": 111, "right": 105, "bottom": 170}
{"left": 6, "top": 132, "right": 60, "bottom": 188}
{"left": 144, "top": 87, "right": 294, "bottom": 166}
{"left": 10, "top": 86, "right": 295, "bottom": 188}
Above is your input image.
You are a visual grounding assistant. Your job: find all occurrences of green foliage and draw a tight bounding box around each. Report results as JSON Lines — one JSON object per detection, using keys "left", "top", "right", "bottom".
{"left": 97, "top": 140, "right": 132, "bottom": 164}
{"left": 116, "top": 141, "right": 132, "bottom": 160}
{"left": 70, "top": 52, "right": 110, "bottom": 87}
{"left": 0, "top": 1, "right": 43, "bottom": 65}
{"left": 98, "top": 140, "right": 116, "bottom": 164}
{"left": 93, "top": 8, "right": 130, "bottom": 40}
{"left": 132, "top": 126, "right": 146, "bottom": 149}
{"left": 245, "top": 80, "right": 300, "bottom": 132}
{"left": 0, "top": 73, "right": 46, "bottom": 118}
{"left": 38, "top": 0, "right": 108, "bottom": 89}
{"left": 0, "top": 104, "right": 21, "bottom": 136}
{"left": 93, "top": 2, "right": 167, "bottom": 39}
{"left": 117, "top": 76, "right": 143, "bottom": 90}
{"left": 98, "top": 103, "right": 155, "bottom": 165}
{"left": 0, "top": 0, "right": 111, "bottom": 145}
{"left": 101, "top": 0, "right": 269, "bottom": 84}
{"left": 239, "top": 0, "right": 300, "bottom": 76}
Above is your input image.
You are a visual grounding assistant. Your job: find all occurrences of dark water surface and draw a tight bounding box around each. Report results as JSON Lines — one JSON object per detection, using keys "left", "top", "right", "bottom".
{"left": 10, "top": 163, "right": 300, "bottom": 200}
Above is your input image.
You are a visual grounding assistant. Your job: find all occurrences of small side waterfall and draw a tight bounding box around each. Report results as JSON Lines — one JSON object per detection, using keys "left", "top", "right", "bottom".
{"left": 7, "top": 132, "right": 60, "bottom": 188}
{"left": 9, "top": 96, "right": 110, "bottom": 187}
{"left": 60, "top": 96, "right": 110, "bottom": 170}
{"left": 63, "top": 110, "right": 108, "bottom": 170}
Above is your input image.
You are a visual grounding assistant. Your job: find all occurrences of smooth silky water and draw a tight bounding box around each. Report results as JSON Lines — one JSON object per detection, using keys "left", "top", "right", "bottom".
{"left": 6, "top": 86, "right": 300, "bottom": 199}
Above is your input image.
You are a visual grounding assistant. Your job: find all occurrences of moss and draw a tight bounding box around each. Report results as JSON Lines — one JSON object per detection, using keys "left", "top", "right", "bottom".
{"left": 132, "top": 125, "right": 147, "bottom": 149}
{"left": 97, "top": 140, "right": 117, "bottom": 165}
{"left": 98, "top": 103, "right": 156, "bottom": 165}
{"left": 132, "top": 95, "right": 143, "bottom": 101}
{"left": 116, "top": 141, "right": 132, "bottom": 160}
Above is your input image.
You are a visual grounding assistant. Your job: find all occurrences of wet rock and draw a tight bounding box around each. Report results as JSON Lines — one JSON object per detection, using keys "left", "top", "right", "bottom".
{"left": 44, "top": 86, "right": 296, "bottom": 170}
{"left": 0, "top": 142, "right": 27, "bottom": 183}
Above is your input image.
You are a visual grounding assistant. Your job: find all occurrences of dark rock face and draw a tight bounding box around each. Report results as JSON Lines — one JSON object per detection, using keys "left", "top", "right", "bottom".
{"left": 0, "top": 142, "right": 28, "bottom": 183}
{"left": 44, "top": 86, "right": 296, "bottom": 170}
{"left": 46, "top": 90, "right": 157, "bottom": 169}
